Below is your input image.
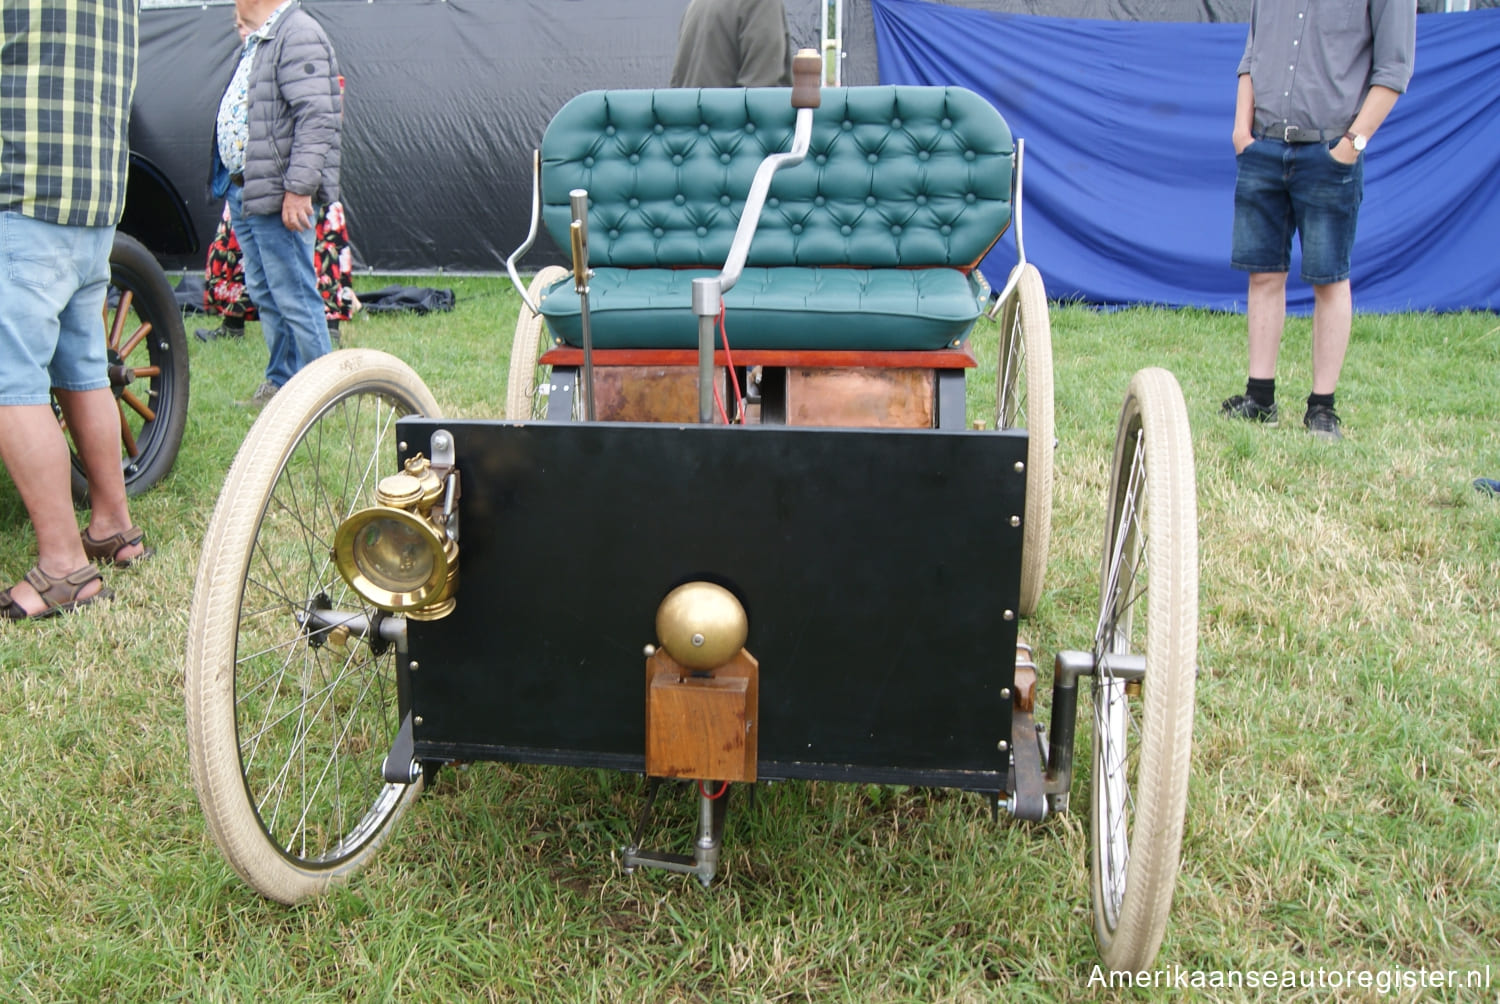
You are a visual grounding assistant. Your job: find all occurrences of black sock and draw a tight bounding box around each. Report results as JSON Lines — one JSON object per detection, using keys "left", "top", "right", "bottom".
{"left": 1307, "top": 392, "right": 1335, "bottom": 410}
{"left": 1246, "top": 377, "right": 1276, "bottom": 408}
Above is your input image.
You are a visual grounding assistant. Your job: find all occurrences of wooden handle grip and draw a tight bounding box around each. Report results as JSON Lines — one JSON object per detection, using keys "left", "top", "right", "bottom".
{"left": 791, "top": 48, "right": 822, "bottom": 109}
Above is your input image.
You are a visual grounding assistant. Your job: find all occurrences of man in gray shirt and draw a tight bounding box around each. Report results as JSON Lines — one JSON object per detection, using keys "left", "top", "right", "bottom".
{"left": 1221, "top": 0, "right": 1416, "bottom": 441}
{"left": 670, "top": 0, "right": 793, "bottom": 88}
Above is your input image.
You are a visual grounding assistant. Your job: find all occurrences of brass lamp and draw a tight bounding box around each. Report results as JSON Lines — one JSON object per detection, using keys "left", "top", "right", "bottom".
{"left": 334, "top": 455, "right": 458, "bottom": 619}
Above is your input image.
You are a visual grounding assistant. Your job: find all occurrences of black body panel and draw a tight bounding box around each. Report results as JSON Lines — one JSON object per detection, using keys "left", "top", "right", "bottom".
{"left": 400, "top": 420, "right": 1027, "bottom": 787}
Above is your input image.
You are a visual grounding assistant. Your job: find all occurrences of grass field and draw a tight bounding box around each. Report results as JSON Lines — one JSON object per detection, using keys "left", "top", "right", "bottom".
{"left": 1, "top": 278, "right": 1496, "bottom": 1002}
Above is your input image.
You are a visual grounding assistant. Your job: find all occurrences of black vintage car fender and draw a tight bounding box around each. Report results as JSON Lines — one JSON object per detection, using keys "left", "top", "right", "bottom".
{"left": 121, "top": 151, "right": 200, "bottom": 257}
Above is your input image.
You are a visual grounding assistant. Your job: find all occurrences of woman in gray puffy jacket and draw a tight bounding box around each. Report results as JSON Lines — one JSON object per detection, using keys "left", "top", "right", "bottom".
{"left": 209, "top": 0, "right": 343, "bottom": 407}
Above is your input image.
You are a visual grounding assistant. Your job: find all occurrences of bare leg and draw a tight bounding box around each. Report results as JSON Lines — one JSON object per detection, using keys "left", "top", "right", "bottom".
{"left": 1246, "top": 271, "right": 1288, "bottom": 381}
{"left": 0, "top": 403, "right": 102, "bottom": 613}
{"left": 52, "top": 387, "right": 144, "bottom": 556}
{"left": 1310, "top": 279, "right": 1352, "bottom": 396}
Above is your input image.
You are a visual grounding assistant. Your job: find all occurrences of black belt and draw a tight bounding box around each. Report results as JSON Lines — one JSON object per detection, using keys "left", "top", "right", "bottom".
{"left": 1254, "top": 124, "right": 1336, "bottom": 144}
{"left": 229, "top": 172, "right": 244, "bottom": 186}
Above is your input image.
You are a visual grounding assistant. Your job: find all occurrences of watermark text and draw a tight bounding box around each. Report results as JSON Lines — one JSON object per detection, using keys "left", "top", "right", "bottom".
{"left": 1089, "top": 963, "right": 1493, "bottom": 995}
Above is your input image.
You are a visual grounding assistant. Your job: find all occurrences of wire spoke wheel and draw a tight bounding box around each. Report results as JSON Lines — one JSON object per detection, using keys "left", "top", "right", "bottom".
{"left": 995, "top": 262, "right": 1054, "bottom": 616}
{"left": 504, "top": 266, "right": 574, "bottom": 420}
{"left": 1089, "top": 367, "right": 1197, "bottom": 972}
{"left": 186, "top": 350, "right": 440, "bottom": 903}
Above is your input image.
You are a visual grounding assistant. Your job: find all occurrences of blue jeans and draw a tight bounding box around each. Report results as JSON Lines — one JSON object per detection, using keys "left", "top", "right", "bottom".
{"left": 0, "top": 211, "right": 113, "bottom": 405}
{"left": 1231, "top": 139, "right": 1364, "bottom": 285}
{"left": 226, "top": 185, "right": 330, "bottom": 388}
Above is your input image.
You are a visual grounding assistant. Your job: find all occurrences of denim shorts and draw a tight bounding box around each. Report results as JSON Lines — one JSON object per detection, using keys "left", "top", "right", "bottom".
{"left": 1231, "top": 139, "right": 1364, "bottom": 285}
{"left": 0, "top": 211, "right": 114, "bottom": 405}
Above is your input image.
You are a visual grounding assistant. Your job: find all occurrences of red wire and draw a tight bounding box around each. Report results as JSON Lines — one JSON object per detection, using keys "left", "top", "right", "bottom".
{"left": 711, "top": 373, "right": 732, "bottom": 426}
{"left": 698, "top": 779, "right": 730, "bottom": 800}
{"left": 707, "top": 299, "right": 749, "bottom": 425}
{"left": 717, "top": 300, "right": 746, "bottom": 422}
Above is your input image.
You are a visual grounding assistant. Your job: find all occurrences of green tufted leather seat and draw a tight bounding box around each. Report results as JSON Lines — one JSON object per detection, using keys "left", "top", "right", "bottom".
{"left": 535, "top": 86, "right": 1013, "bottom": 352}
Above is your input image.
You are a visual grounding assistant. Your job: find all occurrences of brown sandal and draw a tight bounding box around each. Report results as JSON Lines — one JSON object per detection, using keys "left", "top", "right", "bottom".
{"left": 0, "top": 565, "right": 113, "bottom": 621}
{"left": 82, "top": 525, "right": 153, "bottom": 568}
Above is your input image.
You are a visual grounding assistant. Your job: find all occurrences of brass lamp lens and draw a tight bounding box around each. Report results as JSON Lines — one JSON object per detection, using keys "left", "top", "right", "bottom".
{"left": 334, "top": 506, "right": 451, "bottom": 611}
{"left": 353, "top": 518, "right": 436, "bottom": 592}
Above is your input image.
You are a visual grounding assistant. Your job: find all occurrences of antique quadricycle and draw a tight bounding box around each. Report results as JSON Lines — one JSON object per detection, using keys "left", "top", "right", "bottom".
{"left": 185, "top": 53, "right": 1197, "bottom": 971}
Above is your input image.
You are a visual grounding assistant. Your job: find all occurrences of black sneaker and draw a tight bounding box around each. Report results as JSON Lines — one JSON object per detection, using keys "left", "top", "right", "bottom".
{"left": 195, "top": 323, "right": 245, "bottom": 343}
{"left": 1303, "top": 403, "right": 1343, "bottom": 441}
{"left": 1221, "top": 394, "right": 1278, "bottom": 426}
{"left": 236, "top": 380, "right": 280, "bottom": 410}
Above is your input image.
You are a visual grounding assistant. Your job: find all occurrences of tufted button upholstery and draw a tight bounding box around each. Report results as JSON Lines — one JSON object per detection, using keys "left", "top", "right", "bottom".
{"left": 537, "top": 266, "right": 988, "bottom": 351}
{"left": 537, "top": 86, "right": 1013, "bottom": 351}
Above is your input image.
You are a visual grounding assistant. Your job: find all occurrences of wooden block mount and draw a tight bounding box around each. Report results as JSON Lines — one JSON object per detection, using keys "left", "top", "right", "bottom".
{"left": 645, "top": 648, "right": 758, "bottom": 782}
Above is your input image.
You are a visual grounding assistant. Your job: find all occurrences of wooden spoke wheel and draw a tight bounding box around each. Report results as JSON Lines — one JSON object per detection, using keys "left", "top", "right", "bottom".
{"left": 60, "top": 232, "right": 189, "bottom": 506}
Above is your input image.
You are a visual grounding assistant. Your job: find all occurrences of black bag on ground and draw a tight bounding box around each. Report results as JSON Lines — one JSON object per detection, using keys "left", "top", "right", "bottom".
{"left": 356, "top": 285, "right": 456, "bottom": 315}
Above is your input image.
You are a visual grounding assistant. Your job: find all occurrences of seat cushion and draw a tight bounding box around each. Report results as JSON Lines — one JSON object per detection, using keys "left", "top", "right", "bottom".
{"left": 540, "top": 86, "right": 1013, "bottom": 271}
{"left": 537, "top": 266, "right": 990, "bottom": 351}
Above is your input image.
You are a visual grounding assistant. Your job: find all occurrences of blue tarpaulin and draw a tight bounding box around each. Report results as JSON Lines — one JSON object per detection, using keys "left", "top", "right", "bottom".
{"left": 871, "top": 0, "right": 1500, "bottom": 313}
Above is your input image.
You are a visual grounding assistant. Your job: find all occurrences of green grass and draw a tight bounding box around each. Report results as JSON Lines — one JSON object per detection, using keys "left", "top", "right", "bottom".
{"left": 1, "top": 281, "right": 1497, "bottom": 1002}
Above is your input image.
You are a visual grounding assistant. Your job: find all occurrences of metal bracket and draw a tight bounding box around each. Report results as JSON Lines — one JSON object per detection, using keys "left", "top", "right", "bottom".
{"left": 1006, "top": 709, "right": 1047, "bottom": 821}
{"left": 429, "top": 429, "right": 455, "bottom": 467}
{"left": 934, "top": 369, "right": 968, "bottom": 429}
{"left": 546, "top": 369, "right": 577, "bottom": 420}
{"left": 381, "top": 711, "right": 420, "bottom": 784}
{"left": 1038, "top": 649, "right": 1146, "bottom": 813}
{"left": 427, "top": 429, "right": 461, "bottom": 544}
{"left": 622, "top": 777, "right": 729, "bottom": 887}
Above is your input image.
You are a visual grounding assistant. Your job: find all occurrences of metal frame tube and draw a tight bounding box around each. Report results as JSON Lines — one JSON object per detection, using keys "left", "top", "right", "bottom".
{"left": 984, "top": 138, "right": 1029, "bottom": 320}
{"left": 1042, "top": 650, "right": 1146, "bottom": 802}
{"left": 820, "top": 0, "right": 845, "bottom": 86}
{"left": 1044, "top": 649, "right": 1091, "bottom": 798}
{"left": 504, "top": 150, "right": 543, "bottom": 314}
{"left": 298, "top": 608, "right": 407, "bottom": 647}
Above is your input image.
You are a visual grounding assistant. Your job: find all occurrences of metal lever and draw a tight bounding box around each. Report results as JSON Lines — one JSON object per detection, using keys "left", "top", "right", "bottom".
{"left": 569, "top": 188, "right": 596, "bottom": 421}
{"left": 691, "top": 49, "right": 824, "bottom": 424}
{"left": 622, "top": 778, "right": 729, "bottom": 887}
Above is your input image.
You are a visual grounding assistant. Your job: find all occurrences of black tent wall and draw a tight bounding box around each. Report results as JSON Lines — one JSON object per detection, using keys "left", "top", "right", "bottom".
{"left": 137, "top": 0, "right": 824, "bottom": 272}
{"left": 137, "top": 0, "right": 1479, "bottom": 273}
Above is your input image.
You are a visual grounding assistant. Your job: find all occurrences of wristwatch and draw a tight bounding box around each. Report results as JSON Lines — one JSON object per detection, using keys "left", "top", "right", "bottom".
{"left": 1344, "top": 131, "right": 1368, "bottom": 153}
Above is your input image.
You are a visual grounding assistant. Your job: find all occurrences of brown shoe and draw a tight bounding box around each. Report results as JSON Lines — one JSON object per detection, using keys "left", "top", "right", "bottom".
{"left": 0, "top": 565, "right": 113, "bottom": 620}
{"left": 83, "top": 525, "right": 152, "bottom": 568}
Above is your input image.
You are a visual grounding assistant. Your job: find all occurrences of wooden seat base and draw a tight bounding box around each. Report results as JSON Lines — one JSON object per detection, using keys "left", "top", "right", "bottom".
{"left": 537, "top": 348, "right": 974, "bottom": 428}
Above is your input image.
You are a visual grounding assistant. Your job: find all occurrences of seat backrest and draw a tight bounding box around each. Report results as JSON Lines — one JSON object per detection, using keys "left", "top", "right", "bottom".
{"left": 539, "top": 86, "right": 1013, "bottom": 271}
